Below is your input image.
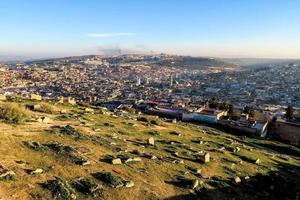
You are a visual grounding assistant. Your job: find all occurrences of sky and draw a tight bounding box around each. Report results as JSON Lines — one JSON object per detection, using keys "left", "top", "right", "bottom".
{"left": 1, "top": 0, "right": 300, "bottom": 58}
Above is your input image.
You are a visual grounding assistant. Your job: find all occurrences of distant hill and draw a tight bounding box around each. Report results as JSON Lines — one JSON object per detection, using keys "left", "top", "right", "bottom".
{"left": 222, "top": 58, "right": 300, "bottom": 68}
{"left": 26, "top": 54, "right": 235, "bottom": 70}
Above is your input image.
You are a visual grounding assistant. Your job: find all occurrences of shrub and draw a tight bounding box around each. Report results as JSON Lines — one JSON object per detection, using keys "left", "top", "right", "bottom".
{"left": 36, "top": 102, "right": 58, "bottom": 114}
{"left": 0, "top": 103, "right": 28, "bottom": 124}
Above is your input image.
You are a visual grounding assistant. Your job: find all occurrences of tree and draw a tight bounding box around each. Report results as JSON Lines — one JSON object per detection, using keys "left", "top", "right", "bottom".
{"left": 243, "top": 105, "right": 254, "bottom": 118}
{"left": 243, "top": 106, "right": 250, "bottom": 114}
{"left": 208, "top": 97, "right": 219, "bottom": 109}
{"left": 286, "top": 105, "right": 294, "bottom": 120}
{"left": 228, "top": 104, "right": 234, "bottom": 115}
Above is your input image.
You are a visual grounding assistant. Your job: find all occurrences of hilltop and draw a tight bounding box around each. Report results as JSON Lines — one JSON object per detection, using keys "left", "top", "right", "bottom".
{"left": 21, "top": 54, "right": 235, "bottom": 71}
{"left": 0, "top": 99, "right": 299, "bottom": 200}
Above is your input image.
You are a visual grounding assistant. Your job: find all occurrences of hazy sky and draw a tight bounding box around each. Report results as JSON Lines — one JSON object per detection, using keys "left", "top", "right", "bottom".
{"left": 1, "top": 0, "right": 300, "bottom": 58}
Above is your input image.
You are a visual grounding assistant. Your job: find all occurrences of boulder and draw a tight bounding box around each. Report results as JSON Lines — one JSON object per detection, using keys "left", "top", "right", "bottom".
{"left": 30, "top": 168, "right": 43, "bottom": 175}
{"left": 199, "top": 153, "right": 210, "bottom": 163}
{"left": 148, "top": 137, "right": 155, "bottom": 146}
{"left": 111, "top": 158, "right": 122, "bottom": 165}
{"left": 124, "top": 157, "right": 142, "bottom": 163}
{"left": 191, "top": 179, "right": 199, "bottom": 189}
{"left": 71, "top": 177, "right": 103, "bottom": 197}
{"left": 255, "top": 158, "right": 261, "bottom": 164}
{"left": 124, "top": 181, "right": 135, "bottom": 188}
{"left": 92, "top": 172, "right": 124, "bottom": 188}
{"left": 234, "top": 176, "right": 241, "bottom": 184}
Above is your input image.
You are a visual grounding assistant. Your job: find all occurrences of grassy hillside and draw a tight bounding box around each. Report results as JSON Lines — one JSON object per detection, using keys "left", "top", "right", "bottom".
{"left": 0, "top": 100, "right": 299, "bottom": 200}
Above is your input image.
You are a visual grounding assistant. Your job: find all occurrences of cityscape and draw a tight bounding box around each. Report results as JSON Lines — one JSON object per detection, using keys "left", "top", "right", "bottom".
{"left": 0, "top": 1, "right": 300, "bottom": 200}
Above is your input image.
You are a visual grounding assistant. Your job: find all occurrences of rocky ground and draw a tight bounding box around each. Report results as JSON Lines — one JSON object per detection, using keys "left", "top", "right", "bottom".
{"left": 0, "top": 100, "right": 299, "bottom": 200}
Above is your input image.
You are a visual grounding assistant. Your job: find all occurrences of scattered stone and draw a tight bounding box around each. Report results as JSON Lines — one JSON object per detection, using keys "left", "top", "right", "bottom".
{"left": 125, "top": 157, "right": 142, "bottom": 163}
{"left": 50, "top": 125, "right": 84, "bottom": 139}
{"left": 131, "top": 150, "right": 144, "bottom": 156}
{"left": 71, "top": 177, "right": 103, "bottom": 197}
{"left": 174, "top": 176, "right": 200, "bottom": 189}
{"left": 170, "top": 131, "right": 181, "bottom": 136}
{"left": 148, "top": 137, "right": 155, "bottom": 146}
{"left": 199, "top": 153, "right": 210, "bottom": 163}
{"left": 84, "top": 108, "right": 94, "bottom": 113}
{"left": 38, "top": 116, "right": 52, "bottom": 123}
{"left": 15, "top": 160, "right": 29, "bottom": 165}
{"left": 187, "top": 166, "right": 202, "bottom": 175}
{"left": 191, "top": 179, "right": 199, "bottom": 189}
{"left": 23, "top": 141, "right": 47, "bottom": 151}
{"left": 234, "top": 147, "right": 241, "bottom": 152}
{"left": 92, "top": 172, "right": 124, "bottom": 188}
{"left": 255, "top": 158, "right": 261, "bottom": 164}
{"left": 30, "top": 168, "right": 43, "bottom": 175}
{"left": 178, "top": 160, "right": 185, "bottom": 164}
{"left": 104, "top": 122, "right": 114, "bottom": 127}
{"left": 111, "top": 158, "right": 122, "bottom": 165}
{"left": 172, "top": 152, "right": 179, "bottom": 157}
{"left": 0, "top": 165, "right": 16, "bottom": 181}
{"left": 124, "top": 181, "right": 135, "bottom": 188}
{"left": 44, "top": 142, "right": 89, "bottom": 165}
{"left": 43, "top": 177, "right": 76, "bottom": 200}
{"left": 234, "top": 176, "right": 241, "bottom": 184}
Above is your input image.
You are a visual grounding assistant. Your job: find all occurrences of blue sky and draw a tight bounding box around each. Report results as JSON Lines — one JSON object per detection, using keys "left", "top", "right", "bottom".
{"left": 1, "top": 0, "right": 300, "bottom": 58}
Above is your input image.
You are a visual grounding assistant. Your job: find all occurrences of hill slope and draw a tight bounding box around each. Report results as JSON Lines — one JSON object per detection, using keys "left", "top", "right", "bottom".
{"left": 0, "top": 100, "right": 299, "bottom": 200}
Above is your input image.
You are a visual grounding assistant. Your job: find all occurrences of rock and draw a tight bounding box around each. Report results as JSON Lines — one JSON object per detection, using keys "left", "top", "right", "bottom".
{"left": 92, "top": 172, "right": 124, "bottom": 188}
{"left": 173, "top": 152, "right": 179, "bottom": 157}
{"left": 44, "top": 142, "right": 89, "bottom": 165}
{"left": 195, "top": 169, "right": 202, "bottom": 175}
{"left": 244, "top": 176, "right": 250, "bottom": 181}
{"left": 234, "top": 176, "right": 241, "bottom": 184}
{"left": 178, "top": 160, "right": 185, "bottom": 164}
{"left": 150, "top": 155, "right": 157, "bottom": 160}
{"left": 0, "top": 165, "right": 16, "bottom": 181}
{"left": 125, "top": 157, "right": 142, "bottom": 163}
{"left": 30, "top": 168, "right": 43, "bottom": 175}
{"left": 71, "top": 177, "right": 103, "bottom": 197}
{"left": 43, "top": 177, "right": 77, "bottom": 200}
{"left": 85, "top": 108, "right": 94, "bottom": 113}
{"left": 191, "top": 179, "right": 199, "bottom": 189}
{"left": 124, "top": 181, "right": 135, "bottom": 188}
{"left": 255, "top": 158, "right": 261, "bottom": 164}
{"left": 176, "top": 177, "right": 200, "bottom": 189}
{"left": 199, "top": 153, "right": 210, "bottom": 163}
{"left": 148, "top": 137, "right": 155, "bottom": 146}
{"left": 111, "top": 158, "right": 122, "bottom": 165}
{"left": 81, "top": 161, "right": 91, "bottom": 166}
{"left": 131, "top": 150, "right": 144, "bottom": 156}
{"left": 23, "top": 141, "right": 47, "bottom": 151}
{"left": 234, "top": 147, "right": 241, "bottom": 152}
{"left": 41, "top": 116, "right": 52, "bottom": 123}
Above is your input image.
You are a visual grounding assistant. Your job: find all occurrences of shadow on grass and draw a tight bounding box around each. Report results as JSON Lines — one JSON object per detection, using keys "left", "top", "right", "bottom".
{"left": 253, "top": 142, "right": 300, "bottom": 157}
{"left": 164, "top": 161, "right": 300, "bottom": 200}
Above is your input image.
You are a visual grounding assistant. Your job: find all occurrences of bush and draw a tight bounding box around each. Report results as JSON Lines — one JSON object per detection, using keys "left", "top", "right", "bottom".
{"left": 36, "top": 102, "right": 58, "bottom": 114}
{"left": 0, "top": 103, "right": 28, "bottom": 124}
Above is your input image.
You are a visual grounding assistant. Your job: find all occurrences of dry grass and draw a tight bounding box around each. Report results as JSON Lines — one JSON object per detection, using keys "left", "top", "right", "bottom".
{"left": 0, "top": 102, "right": 299, "bottom": 200}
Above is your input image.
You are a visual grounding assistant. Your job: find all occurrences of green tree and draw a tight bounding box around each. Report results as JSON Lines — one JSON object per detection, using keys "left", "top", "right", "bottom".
{"left": 286, "top": 105, "right": 294, "bottom": 120}
{"left": 228, "top": 104, "right": 234, "bottom": 115}
{"left": 243, "top": 106, "right": 250, "bottom": 114}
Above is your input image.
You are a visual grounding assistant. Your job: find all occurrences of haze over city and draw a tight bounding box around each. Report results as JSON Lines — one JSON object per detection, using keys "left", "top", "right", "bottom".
{"left": 1, "top": 0, "right": 300, "bottom": 58}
